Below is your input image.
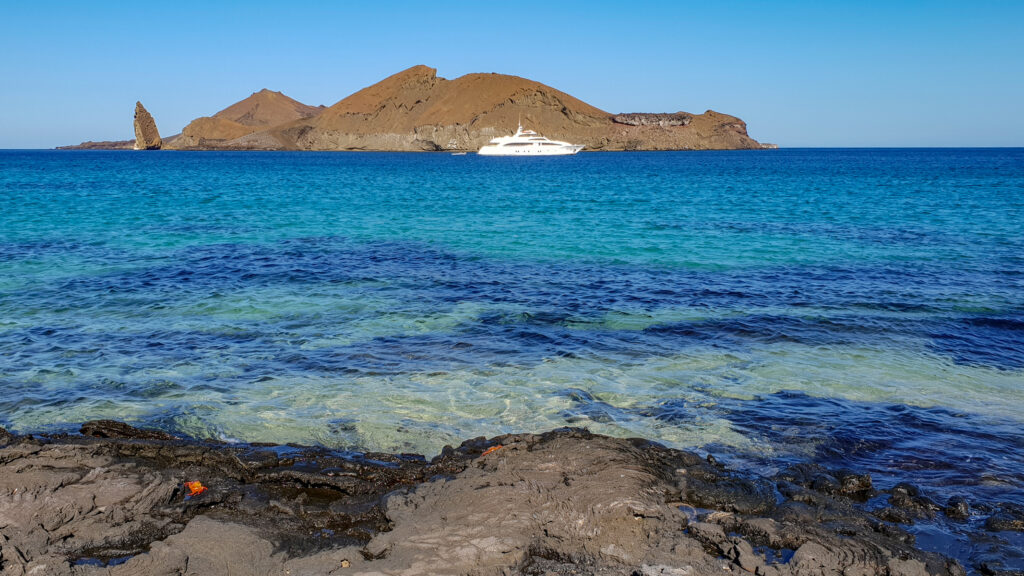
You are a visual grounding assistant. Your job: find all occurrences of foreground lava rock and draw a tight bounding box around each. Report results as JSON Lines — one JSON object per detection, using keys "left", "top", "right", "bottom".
{"left": 0, "top": 424, "right": 961, "bottom": 576}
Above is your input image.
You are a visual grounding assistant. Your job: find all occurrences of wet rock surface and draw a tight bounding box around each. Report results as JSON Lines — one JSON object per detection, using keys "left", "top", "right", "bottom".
{"left": 946, "top": 497, "right": 972, "bottom": 522}
{"left": 0, "top": 425, "right": 971, "bottom": 575}
{"left": 986, "top": 504, "right": 1024, "bottom": 533}
{"left": 79, "top": 419, "right": 179, "bottom": 441}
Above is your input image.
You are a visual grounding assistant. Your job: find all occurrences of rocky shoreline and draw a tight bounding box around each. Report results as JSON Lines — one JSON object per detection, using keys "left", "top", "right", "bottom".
{"left": 0, "top": 422, "right": 1003, "bottom": 576}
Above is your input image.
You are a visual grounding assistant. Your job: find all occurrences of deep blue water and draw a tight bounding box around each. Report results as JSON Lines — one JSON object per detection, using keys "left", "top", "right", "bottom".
{"left": 1, "top": 149, "right": 1022, "bottom": 569}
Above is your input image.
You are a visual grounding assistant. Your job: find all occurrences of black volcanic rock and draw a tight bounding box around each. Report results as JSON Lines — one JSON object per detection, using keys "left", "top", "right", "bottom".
{"left": 80, "top": 419, "right": 178, "bottom": 440}
{"left": 985, "top": 503, "right": 1024, "bottom": 532}
{"left": 0, "top": 424, "right": 963, "bottom": 576}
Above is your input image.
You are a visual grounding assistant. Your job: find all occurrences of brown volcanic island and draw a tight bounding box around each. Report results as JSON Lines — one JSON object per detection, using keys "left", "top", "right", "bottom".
{"left": 172, "top": 88, "right": 325, "bottom": 149}
{"left": 62, "top": 65, "right": 764, "bottom": 151}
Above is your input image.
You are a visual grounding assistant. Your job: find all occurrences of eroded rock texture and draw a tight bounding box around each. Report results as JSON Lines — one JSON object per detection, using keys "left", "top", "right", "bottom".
{"left": 0, "top": 425, "right": 962, "bottom": 576}
{"left": 132, "top": 101, "right": 161, "bottom": 150}
{"left": 612, "top": 112, "right": 693, "bottom": 127}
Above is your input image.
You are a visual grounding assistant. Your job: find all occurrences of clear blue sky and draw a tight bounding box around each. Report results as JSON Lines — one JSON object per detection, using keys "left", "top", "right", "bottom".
{"left": 1, "top": 1, "right": 1022, "bottom": 148}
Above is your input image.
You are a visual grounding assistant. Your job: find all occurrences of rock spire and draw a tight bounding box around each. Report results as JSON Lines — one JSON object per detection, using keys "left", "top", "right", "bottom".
{"left": 133, "top": 101, "right": 162, "bottom": 150}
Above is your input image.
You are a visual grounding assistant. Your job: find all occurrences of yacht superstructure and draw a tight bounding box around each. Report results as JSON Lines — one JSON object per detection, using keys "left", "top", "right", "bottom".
{"left": 478, "top": 125, "right": 584, "bottom": 156}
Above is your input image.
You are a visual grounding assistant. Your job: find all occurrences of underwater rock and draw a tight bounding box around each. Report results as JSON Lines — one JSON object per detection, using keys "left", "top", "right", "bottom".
{"left": 985, "top": 503, "right": 1024, "bottom": 532}
{"left": 80, "top": 419, "right": 179, "bottom": 441}
{"left": 890, "top": 482, "right": 941, "bottom": 519}
{"left": 945, "top": 496, "right": 971, "bottom": 521}
{"left": 776, "top": 463, "right": 875, "bottom": 501}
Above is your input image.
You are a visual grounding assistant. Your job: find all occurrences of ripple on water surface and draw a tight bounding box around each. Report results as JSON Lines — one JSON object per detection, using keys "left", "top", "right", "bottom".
{"left": 1, "top": 149, "right": 1023, "bottom": 568}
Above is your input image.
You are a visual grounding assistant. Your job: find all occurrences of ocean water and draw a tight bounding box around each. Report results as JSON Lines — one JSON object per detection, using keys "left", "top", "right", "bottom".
{"left": 1, "top": 149, "right": 1023, "bottom": 565}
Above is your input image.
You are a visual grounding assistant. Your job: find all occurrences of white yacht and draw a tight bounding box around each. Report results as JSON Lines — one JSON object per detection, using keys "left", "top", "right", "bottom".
{"left": 478, "top": 125, "right": 584, "bottom": 156}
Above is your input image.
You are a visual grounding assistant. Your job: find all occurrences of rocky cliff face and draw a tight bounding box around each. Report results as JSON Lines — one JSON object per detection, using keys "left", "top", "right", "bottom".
{"left": 613, "top": 112, "right": 693, "bottom": 127}
{"left": 132, "top": 102, "right": 162, "bottom": 150}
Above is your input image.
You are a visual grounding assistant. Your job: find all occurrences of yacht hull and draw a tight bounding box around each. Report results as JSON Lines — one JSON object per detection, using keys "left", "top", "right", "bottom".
{"left": 478, "top": 144, "right": 584, "bottom": 156}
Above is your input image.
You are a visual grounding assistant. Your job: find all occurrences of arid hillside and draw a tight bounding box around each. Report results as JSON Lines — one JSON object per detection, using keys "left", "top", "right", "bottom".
{"left": 62, "top": 66, "right": 764, "bottom": 151}
{"left": 264, "top": 65, "right": 761, "bottom": 151}
{"left": 170, "top": 89, "right": 324, "bottom": 149}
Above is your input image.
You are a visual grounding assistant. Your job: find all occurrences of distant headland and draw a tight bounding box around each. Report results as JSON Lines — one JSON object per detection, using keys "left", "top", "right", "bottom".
{"left": 59, "top": 65, "right": 771, "bottom": 151}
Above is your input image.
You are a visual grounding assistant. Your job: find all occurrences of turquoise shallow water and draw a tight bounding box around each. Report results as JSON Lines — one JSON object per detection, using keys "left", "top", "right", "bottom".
{"left": 2, "top": 149, "right": 1022, "bottom": 446}
{"left": 3, "top": 148, "right": 1024, "bottom": 567}
{"left": 1, "top": 150, "right": 1023, "bottom": 534}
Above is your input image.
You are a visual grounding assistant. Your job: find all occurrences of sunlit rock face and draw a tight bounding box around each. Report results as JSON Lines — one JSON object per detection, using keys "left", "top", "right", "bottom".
{"left": 132, "top": 101, "right": 162, "bottom": 150}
